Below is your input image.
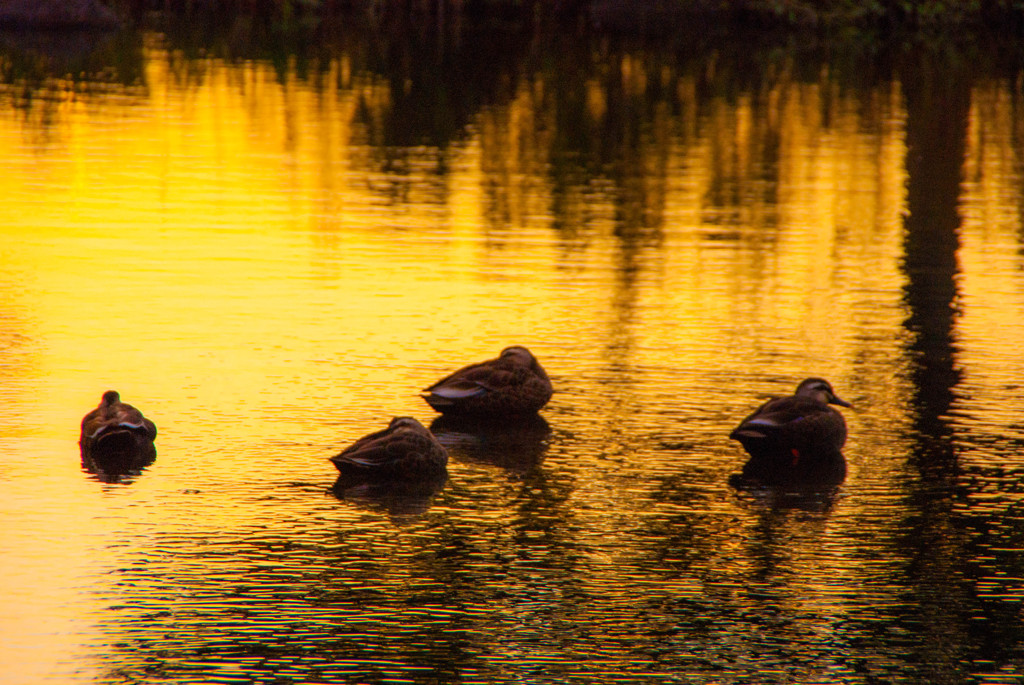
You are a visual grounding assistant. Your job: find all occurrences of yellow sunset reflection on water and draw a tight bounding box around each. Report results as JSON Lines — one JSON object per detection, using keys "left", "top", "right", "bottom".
{"left": 0, "top": 33, "right": 1022, "bottom": 685}
{"left": 0, "top": 42, "right": 916, "bottom": 544}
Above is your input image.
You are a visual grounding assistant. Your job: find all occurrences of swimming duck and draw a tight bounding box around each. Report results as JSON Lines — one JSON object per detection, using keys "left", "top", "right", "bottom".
{"left": 421, "top": 346, "right": 553, "bottom": 417}
{"left": 79, "top": 390, "right": 157, "bottom": 470}
{"left": 730, "top": 378, "right": 851, "bottom": 485}
{"left": 330, "top": 416, "right": 448, "bottom": 483}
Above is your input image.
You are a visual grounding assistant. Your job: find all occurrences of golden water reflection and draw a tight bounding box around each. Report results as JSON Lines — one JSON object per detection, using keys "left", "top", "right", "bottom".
{"left": 0, "top": 30, "right": 1022, "bottom": 683}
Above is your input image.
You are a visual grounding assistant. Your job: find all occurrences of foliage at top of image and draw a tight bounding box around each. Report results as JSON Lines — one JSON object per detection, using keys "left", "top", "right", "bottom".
{"left": 4, "top": 0, "right": 1021, "bottom": 37}
{"left": 0, "top": 0, "right": 1021, "bottom": 107}
{"left": 734, "top": 0, "right": 1023, "bottom": 27}
{"left": 107, "top": 0, "right": 1024, "bottom": 32}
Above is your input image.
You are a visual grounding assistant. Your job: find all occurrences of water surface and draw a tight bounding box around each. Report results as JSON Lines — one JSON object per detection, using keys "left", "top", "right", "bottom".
{"left": 1, "top": 16, "right": 1023, "bottom": 684}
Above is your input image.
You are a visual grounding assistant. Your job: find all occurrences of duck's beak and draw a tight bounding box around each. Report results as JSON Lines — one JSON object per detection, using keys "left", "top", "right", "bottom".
{"left": 830, "top": 394, "right": 852, "bottom": 408}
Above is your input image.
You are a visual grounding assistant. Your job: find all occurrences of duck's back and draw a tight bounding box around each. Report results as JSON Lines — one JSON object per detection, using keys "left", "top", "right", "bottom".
{"left": 423, "top": 354, "right": 551, "bottom": 416}
{"left": 730, "top": 395, "right": 847, "bottom": 458}
{"left": 331, "top": 418, "right": 448, "bottom": 482}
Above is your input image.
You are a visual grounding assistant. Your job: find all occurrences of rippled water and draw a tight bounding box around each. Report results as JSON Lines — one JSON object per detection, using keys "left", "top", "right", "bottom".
{"left": 1, "top": 14, "right": 1023, "bottom": 684}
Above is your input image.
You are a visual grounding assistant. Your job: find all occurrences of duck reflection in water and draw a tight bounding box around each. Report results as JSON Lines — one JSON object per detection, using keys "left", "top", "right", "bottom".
{"left": 430, "top": 413, "right": 551, "bottom": 474}
{"left": 329, "top": 417, "right": 448, "bottom": 516}
{"left": 729, "top": 378, "right": 851, "bottom": 489}
{"left": 330, "top": 477, "right": 448, "bottom": 518}
{"left": 79, "top": 390, "right": 157, "bottom": 482}
{"left": 421, "top": 346, "right": 553, "bottom": 417}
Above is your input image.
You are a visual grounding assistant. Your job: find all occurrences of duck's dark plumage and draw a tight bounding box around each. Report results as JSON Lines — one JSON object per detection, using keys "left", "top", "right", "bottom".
{"left": 79, "top": 390, "right": 157, "bottom": 473}
{"left": 730, "top": 378, "right": 850, "bottom": 486}
{"left": 330, "top": 416, "right": 448, "bottom": 483}
{"left": 422, "top": 346, "right": 552, "bottom": 417}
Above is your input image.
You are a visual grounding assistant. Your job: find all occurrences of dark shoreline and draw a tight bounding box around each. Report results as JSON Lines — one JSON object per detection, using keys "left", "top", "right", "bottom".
{"left": 4, "top": 0, "right": 1024, "bottom": 34}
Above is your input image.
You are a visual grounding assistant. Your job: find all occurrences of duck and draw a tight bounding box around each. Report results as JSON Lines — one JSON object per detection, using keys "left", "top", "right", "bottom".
{"left": 729, "top": 377, "right": 851, "bottom": 486}
{"left": 79, "top": 390, "right": 157, "bottom": 470}
{"left": 330, "top": 416, "right": 448, "bottom": 484}
{"left": 421, "top": 346, "right": 553, "bottom": 417}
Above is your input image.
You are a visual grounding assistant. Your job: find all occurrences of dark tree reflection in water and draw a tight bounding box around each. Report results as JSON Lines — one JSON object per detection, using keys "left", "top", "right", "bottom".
{"left": 896, "top": 45, "right": 971, "bottom": 681}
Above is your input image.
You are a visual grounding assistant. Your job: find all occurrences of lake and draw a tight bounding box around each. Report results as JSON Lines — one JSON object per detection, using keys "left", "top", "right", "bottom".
{"left": 0, "top": 10, "right": 1023, "bottom": 684}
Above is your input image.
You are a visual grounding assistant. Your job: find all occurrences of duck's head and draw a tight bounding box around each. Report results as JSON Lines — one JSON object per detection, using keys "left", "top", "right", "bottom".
{"left": 388, "top": 416, "right": 425, "bottom": 431}
{"left": 500, "top": 345, "right": 550, "bottom": 380}
{"left": 101, "top": 390, "right": 121, "bottom": 406}
{"left": 500, "top": 346, "right": 536, "bottom": 362}
{"left": 795, "top": 378, "right": 851, "bottom": 407}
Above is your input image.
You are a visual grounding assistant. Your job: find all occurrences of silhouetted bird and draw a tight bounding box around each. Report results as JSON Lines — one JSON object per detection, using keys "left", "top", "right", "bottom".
{"left": 421, "top": 346, "right": 552, "bottom": 417}
{"left": 79, "top": 390, "right": 157, "bottom": 475}
{"left": 730, "top": 377, "right": 851, "bottom": 486}
{"left": 330, "top": 416, "right": 448, "bottom": 485}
